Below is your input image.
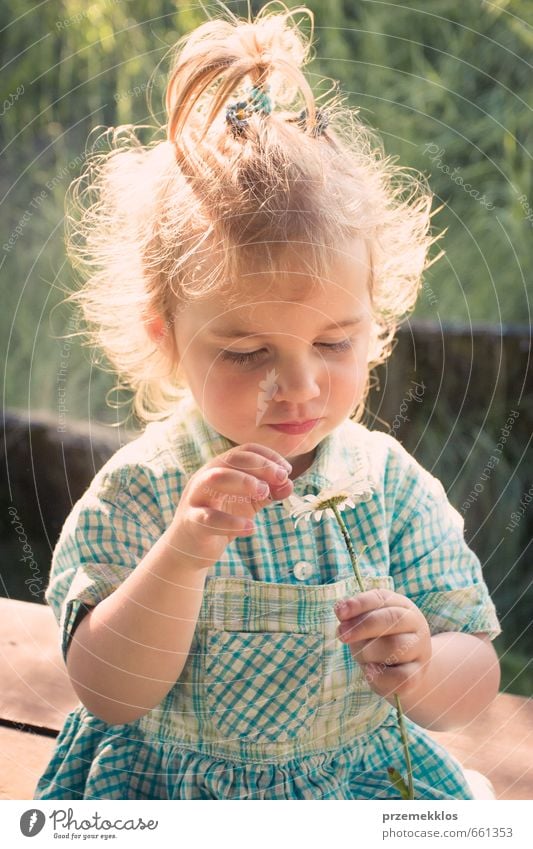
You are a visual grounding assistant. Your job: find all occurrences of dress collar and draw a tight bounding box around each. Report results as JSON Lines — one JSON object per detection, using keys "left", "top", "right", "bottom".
{"left": 286, "top": 418, "right": 375, "bottom": 503}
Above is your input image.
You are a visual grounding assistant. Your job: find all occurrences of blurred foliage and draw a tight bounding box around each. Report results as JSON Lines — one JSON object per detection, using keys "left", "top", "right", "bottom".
{"left": 1, "top": 0, "right": 531, "bottom": 694}
{"left": 393, "top": 400, "right": 532, "bottom": 697}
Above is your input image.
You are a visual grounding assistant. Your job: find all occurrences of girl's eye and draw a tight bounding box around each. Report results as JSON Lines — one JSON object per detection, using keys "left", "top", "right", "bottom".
{"left": 219, "top": 339, "right": 353, "bottom": 366}
{"left": 319, "top": 339, "right": 353, "bottom": 353}
{"left": 219, "top": 348, "right": 267, "bottom": 366}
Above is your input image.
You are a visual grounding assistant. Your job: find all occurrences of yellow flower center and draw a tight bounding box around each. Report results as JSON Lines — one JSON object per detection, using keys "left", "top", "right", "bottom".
{"left": 316, "top": 494, "right": 349, "bottom": 511}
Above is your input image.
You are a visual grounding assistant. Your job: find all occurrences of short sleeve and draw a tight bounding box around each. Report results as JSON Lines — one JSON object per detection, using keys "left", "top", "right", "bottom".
{"left": 388, "top": 453, "right": 502, "bottom": 640}
{"left": 45, "top": 465, "right": 165, "bottom": 663}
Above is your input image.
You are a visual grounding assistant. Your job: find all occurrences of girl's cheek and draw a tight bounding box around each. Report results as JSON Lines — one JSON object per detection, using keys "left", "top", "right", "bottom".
{"left": 208, "top": 365, "right": 252, "bottom": 399}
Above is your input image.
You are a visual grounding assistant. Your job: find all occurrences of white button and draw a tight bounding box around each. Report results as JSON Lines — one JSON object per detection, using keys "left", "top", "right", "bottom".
{"left": 293, "top": 560, "right": 313, "bottom": 581}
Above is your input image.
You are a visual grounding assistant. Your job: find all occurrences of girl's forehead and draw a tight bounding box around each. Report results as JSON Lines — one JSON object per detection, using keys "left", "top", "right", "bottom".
{"left": 178, "top": 257, "right": 371, "bottom": 338}
{"left": 181, "top": 237, "right": 371, "bottom": 323}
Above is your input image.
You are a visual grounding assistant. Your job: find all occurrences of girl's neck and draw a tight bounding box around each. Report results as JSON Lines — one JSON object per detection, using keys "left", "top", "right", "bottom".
{"left": 288, "top": 447, "right": 317, "bottom": 480}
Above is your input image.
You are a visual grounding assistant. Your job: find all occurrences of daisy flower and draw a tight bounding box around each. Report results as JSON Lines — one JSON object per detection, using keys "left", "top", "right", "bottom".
{"left": 285, "top": 476, "right": 371, "bottom": 527}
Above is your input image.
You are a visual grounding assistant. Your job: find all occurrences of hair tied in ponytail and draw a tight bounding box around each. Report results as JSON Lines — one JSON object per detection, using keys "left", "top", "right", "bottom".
{"left": 225, "top": 84, "right": 273, "bottom": 138}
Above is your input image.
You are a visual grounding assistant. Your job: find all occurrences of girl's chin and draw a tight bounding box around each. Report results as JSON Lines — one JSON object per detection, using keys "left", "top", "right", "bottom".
{"left": 261, "top": 429, "right": 320, "bottom": 463}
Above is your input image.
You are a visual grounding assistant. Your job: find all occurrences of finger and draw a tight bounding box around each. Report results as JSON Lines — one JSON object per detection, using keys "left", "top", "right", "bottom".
{"left": 337, "top": 606, "right": 417, "bottom": 643}
{"left": 362, "top": 661, "right": 423, "bottom": 698}
{"left": 194, "top": 467, "right": 273, "bottom": 507}
{"left": 223, "top": 443, "right": 292, "bottom": 475}
{"left": 334, "top": 589, "right": 414, "bottom": 622}
{"left": 348, "top": 633, "right": 420, "bottom": 665}
{"left": 219, "top": 448, "right": 293, "bottom": 493}
{"left": 189, "top": 505, "right": 256, "bottom": 537}
{"left": 240, "top": 442, "right": 293, "bottom": 472}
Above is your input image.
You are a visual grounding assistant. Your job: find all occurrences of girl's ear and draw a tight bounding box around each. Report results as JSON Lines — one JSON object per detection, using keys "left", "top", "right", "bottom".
{"left": 144, "top": 310, "right": 179, "bottom": 366}
{"left": 145, "top": 314, "right": 167, "bottom": 344}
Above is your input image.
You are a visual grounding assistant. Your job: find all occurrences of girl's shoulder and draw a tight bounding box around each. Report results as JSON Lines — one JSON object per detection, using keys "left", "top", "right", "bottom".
{"left": 86, "top": 391, "right": 231, "bottom": 503}
{"left": 340, "top": 420, "right": 448, "bottom": 504}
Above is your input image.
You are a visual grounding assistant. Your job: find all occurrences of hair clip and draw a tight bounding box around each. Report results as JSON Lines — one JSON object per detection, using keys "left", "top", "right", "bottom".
{"left": 226, "top": 85, "right": 272, "bottom": 138}
{"left": 296, "top": 107, "right": 329, "bottom": 137}
{"left": 225, "top": 100, "right": 252, "bottom": 137}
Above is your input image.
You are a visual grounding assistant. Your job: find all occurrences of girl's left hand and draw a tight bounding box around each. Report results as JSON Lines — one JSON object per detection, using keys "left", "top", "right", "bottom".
{"left": 334, "top": 589, "right": 432, "bottom": 699}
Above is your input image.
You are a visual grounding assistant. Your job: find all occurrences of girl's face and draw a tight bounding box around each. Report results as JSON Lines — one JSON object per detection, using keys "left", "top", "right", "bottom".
{"left": 173, "top": 238, "right": 372, "bottom": 479}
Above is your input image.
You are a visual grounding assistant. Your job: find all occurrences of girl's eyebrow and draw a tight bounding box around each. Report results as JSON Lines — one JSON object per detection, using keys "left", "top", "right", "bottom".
{"left": 208, "top": 316, "right": 364, "bottom": 340}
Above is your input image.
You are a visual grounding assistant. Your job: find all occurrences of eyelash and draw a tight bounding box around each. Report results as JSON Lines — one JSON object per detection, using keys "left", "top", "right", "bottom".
{"left": 219, "top": 339, "right": 354, "bottom": 366}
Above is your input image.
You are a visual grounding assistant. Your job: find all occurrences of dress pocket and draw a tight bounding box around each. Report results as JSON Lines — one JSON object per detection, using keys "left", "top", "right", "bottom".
{"left": 205, "top": 630, "right": 323, "bottom": 742}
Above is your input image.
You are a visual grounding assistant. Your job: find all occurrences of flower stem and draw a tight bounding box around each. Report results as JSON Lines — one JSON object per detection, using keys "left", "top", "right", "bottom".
{"left": 331, "top": 501, "right": 415, "bottom": 800}
{"left": 395, "top": 694, "right": 415, "bottom": 800}
{"left": 331, "top": 504, "right": 365, "bottom": 592}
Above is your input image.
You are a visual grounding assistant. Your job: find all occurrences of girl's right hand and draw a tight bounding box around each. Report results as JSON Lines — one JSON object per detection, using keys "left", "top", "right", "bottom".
{"left": 169, "top": 443, "right": 294, "bottom": 567}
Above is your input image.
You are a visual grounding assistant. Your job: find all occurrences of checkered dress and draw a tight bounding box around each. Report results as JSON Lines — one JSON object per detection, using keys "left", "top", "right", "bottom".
{"left": 33, "top": 391, "right": 501, "bottom": 800}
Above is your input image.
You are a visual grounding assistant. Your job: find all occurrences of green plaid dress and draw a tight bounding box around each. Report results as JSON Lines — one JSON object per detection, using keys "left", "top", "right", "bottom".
{"left": 34, "top": 390, "right": 501, "bottom": 800}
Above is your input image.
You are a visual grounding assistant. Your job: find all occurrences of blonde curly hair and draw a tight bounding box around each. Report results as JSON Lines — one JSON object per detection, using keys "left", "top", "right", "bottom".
{"left": 63, "top": 1, "right": 438, "bottom": 425}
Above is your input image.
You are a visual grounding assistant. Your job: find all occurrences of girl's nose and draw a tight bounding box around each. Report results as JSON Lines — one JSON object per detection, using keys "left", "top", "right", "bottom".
{"left": 272, "top": 362, "right": 321, "bottom": 404}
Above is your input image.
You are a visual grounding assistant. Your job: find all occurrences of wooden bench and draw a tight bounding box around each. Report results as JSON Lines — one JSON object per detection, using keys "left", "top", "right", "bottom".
{"left": 1, "top": 597, "right": 531, "bottom": 800}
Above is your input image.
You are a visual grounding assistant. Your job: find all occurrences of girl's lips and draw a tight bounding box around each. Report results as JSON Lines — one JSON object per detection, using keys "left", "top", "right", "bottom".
{"left": 267, "top": 419, "right": 321, "bottom": 434}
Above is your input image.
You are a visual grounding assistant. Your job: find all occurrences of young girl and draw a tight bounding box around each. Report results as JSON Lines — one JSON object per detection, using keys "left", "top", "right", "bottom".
{"left": 34, "top": 3, "right": 501, "bottom": 801}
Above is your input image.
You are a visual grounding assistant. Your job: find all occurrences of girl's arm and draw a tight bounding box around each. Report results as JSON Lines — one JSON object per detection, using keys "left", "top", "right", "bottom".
{"left": 66, "top": 443, "right": 293, "bottom": 726}
{"left": 383, "top": 631, "right": 501, "bottom": 732}
{"left": 66, "top": 523, "right": 212, "bottom": 725}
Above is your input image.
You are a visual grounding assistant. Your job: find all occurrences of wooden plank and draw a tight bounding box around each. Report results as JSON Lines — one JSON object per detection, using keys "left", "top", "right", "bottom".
{"left": 0, "top": 597, "right": 78, "bottom": 732}
{"left": 0, "top": 725, "right": 58, "bottom": 800}
{"left": 429, "top": 692, "right": 533, "bottom": 800}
